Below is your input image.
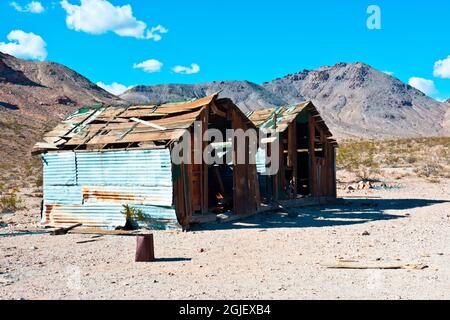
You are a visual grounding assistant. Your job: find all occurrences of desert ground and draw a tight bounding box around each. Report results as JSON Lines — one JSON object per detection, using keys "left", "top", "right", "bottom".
{"left": 1, "top": 172, "right": 449, "bottom": 300}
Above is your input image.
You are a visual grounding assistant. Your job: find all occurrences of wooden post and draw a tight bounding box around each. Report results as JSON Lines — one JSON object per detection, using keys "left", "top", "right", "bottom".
{"left": 308, "top": 116, "right": 316, "bottom": 197}
{"left": 201, "top": 109, "right": 209, "bottom": 214}
{"left": 287, "top": 121, "right": 297, "bottom": 198}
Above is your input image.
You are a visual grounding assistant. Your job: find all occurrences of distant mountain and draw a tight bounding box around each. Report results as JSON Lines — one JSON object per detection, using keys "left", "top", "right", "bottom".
{"left": 0, "top": 52, "right": 123, "bottom": 170}
{"left": 121, "top": 81, "right": 286, "bottom": 113}
{"left": 121, "top": 62, "right": 449, "bottom": 139}
{"left": 263, "top": 62, "right": 449, "bottom": 138}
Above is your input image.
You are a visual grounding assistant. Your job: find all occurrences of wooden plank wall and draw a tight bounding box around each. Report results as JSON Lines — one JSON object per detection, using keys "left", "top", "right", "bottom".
{"left": 307, "top": 115, "right": 337, "bottom": 198}
{"left": 231, "top": 108, "right": 259, "bottom": 215}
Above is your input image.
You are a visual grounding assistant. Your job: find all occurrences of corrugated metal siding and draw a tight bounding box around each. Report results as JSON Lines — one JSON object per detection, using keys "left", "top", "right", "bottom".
{"left": 42, "top": 152, "right": 76, "bottom": 185}
{"left": 76, "top": 150, "right": 172, "bottom": 186}
{"left": 256, "top": 148, "right": 267, "bottom": 174}
{"left": 42, "top": 149, "right": 179, "bottom": 230}
{"left": 43, "top": 186, "right": 82, "bottom": 205}
{"left": 256, "top": 148, "right": 269, "bottom": 199}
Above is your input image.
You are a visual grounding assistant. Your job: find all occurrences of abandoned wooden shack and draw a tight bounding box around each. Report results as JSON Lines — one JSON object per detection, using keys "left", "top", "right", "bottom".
{"left": 247, "top": 101, "right": 338, "bottom": 205}
{"left": 32, "top": 93, "right": 260, "bottom": 230}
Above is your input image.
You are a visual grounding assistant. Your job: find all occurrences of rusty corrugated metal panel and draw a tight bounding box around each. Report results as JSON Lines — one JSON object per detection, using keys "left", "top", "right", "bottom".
{"left": 44, "top": 203, "right": 177, "bottom": 230}
{"left": 42, "top": 149, "right": 179, "bottom": 230}
{"left": 82, "top": 186, "right": 172, "bottom": 207}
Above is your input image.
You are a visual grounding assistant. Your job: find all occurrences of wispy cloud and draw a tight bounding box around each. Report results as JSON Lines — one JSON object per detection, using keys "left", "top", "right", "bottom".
{"left": 172, "top": 63, "right": 200, "bottom": 75}
{"left": 96, "top": 82, "right": 133, "bottom": 95}
{"left": 0, "top": 30, "right": 47, "bottom": 61}
{"left": 146, "top": 25, "right": 168, "bottom": 42}
{"left": 133, "top": 59, "right": 163, "bottom": 73}
{"left": 408, "top": 77, "right": 437, "bottom": 96}
{"left": 383, "top": 71, "right": 394, "bottom": 76}
{"left": 433, "top": 55, "right": 450, "bottom": 79}
{"left": 10, "top": 1, "right": 45, "bottom": 13}
{"left": 60, "top": 0, "right": 167, "bottom": 40}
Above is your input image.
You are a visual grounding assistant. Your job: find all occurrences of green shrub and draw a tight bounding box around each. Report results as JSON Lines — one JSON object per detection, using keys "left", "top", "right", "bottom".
{"left": 121, "top": 204, "right": 145, "bottom": 230}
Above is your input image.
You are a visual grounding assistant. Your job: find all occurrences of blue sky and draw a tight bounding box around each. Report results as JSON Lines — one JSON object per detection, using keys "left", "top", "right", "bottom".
{"left": 0, "top": 0, "right": 449, "bottom": 100}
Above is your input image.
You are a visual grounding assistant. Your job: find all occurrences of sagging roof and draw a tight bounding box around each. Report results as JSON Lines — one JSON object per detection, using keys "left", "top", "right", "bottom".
{"left": 246, "top": 101, "right": 338, "bottom": 146}
{"left": 33, "top": 93, "right": 252, "bottom": 154}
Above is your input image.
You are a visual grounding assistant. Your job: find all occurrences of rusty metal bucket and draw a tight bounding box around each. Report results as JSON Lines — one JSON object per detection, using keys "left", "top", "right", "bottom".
{"left": 135, "top": 234, "right": 155, "bottom": 262}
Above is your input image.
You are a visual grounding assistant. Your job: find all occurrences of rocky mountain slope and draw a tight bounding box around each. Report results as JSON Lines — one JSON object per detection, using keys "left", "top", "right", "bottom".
{"left": 0, "top": 52, "right": 123, "bottom": 178}
{"left": 121, "top": 62, "right": 449, "bottom": 139}
{"left": 263, "top": 62, "right": 449, "bottom": 138}
{"left": 121, "top": 81, "right": 286, "bottom": 112}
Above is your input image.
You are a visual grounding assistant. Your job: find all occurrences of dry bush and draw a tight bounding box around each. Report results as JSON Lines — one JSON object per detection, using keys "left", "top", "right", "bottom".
{"left": 414, "top": 163, "right": 444, "bottom": 178}
{"left": 0, "top": 192, "right": 24, "bottom": 212}
{"left": 35, "top": 175, "right": 43, "bottom": 188}
{"left": 337, "top": 137, "right": 450, "bottom": 180}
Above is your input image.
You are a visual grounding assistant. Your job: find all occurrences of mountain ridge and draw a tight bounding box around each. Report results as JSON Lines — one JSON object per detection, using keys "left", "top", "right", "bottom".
{"left": 0, "top": 51, "right": 124, "bottom": 169}
{"left": 121, "top": 62, "right": 449, "bottom": 139}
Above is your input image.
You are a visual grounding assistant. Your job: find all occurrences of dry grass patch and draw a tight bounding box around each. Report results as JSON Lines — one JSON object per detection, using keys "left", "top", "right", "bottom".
{"left": 337, "top": 137, "right": 450, "bottom": 182}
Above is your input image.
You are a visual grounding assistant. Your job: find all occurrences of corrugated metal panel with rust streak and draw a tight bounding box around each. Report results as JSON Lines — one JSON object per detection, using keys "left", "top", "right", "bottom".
{"left": 41, "top": 149, "right": 179, "bottom": 230}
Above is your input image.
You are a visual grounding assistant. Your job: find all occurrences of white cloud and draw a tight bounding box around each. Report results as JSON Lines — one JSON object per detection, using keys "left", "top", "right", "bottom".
{"left": 383, "top": 71, "right": 394, "bottom": 76}
{"left": 60, "top": 0, "right": 167, "bottom": 40}
{"left": 433, "top": 55, "right": 450, "bottom": 79}
{"left": 133, "top": 59, "right": 163, "bottom": 73}
{"left": 10, "top": 1, "right": 45, "bottom": 13}
{"left": 96, "top": 82, "right": 132, "bottom": 95}
{"left": 0, "top": 30, "right": 47, "bottom": 61}
{"left": 172, "top": 63, "right": 200, "bottom": 75}
{"left": 408, "top": 77, "right": 437, "bottom": 96}
{"left": 146, "top": 25, "right": 168, "bottom": 41}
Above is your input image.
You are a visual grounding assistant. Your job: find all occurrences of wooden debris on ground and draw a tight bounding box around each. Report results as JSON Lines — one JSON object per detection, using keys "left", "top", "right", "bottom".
{"left": 68, "top": 228, "right": 141, "bottom": 236}
{"left": 323, "top": 261, "right": 429, "bottom": 270}
{"left": 50, "top": 223, "right": 82, "bottom": 235}
{"left": 75, "top": 237, "right": 103, "bottom": 244}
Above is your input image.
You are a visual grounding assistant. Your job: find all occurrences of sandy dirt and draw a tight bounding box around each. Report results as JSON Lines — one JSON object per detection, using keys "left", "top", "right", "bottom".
{"left": 1, "top": 176, "right": 450, "bottom": 300}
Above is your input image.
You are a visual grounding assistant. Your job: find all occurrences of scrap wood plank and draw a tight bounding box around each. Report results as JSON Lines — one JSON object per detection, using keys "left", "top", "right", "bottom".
{"left": 50, "top": 223, "right": 83, "bottom": 235}
{"left": 68, "top": 228, "right": 141, "bottom": 236}
{"left": 130, "top": 117, "right": 167, "bottom": 131}
{"left": 323, "top": 262, "right": 428, "bottom": 270}
{"left": 76, "top": 238, "right": 103, "bottom": 244}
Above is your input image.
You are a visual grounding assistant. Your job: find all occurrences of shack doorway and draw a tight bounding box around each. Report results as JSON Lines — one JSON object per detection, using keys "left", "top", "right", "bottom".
{"left": 189, "top": 99, "right": 258, "bottom": 217}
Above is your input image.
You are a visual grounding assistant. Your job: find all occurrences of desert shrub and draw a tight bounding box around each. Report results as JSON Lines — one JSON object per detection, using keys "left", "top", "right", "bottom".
{"left": 356, "top": 167, "right": 381, "bottom": 182}
{"left": 336, "top": 140, "right": 379, "bottom": 171}
{"left": 405, "top": 156, "right": 418, "bottom": 164}
{"left": 35, "top": 175, "right": 43, "bottom": 188}
{"left": 0, "top": 193, "right": 24, "bottom": 212}
{"left": 414, "top": 163, "right": 444, "bottom": 178}
{"left": 337, "top": 137, "right": 450, "bottom": 180}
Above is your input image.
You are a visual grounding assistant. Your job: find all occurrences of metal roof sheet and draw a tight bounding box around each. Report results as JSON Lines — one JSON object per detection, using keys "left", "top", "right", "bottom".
{"left": 33, "top": 93, "right": 219, "bottom": 153}
{"left": 247, "top": 101, "right": 336, "bottom": 144}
